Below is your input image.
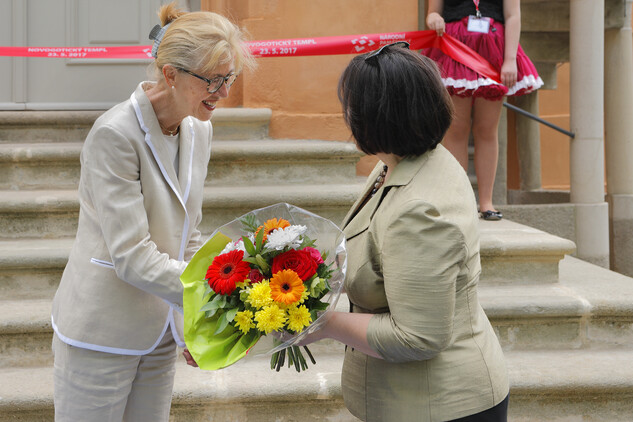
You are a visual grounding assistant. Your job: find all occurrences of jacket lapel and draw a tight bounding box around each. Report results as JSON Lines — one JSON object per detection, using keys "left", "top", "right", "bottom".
{"left": 342, "top": 162, "right": 387, "bottom": 239}
{"left": 177, "top": 117, "right": 194, "bottom": 204}
{"left": 132, "top": 83, "right": 183, "bottom": 200}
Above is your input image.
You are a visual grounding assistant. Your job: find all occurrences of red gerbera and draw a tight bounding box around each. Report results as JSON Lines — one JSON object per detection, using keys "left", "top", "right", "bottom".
{"left": 206, "top": 250, "right": 250, "bottom": 295}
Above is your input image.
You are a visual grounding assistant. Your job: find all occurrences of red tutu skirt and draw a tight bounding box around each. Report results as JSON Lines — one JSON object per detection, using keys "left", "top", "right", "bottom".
{"left": 425, "top": 17, "right": 544, "bottom": 100}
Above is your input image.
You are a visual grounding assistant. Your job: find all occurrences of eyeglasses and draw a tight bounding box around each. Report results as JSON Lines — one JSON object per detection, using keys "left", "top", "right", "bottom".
{"left": 177, "top": 67, "right": 237, "bottom": 94}
{"left": 364, "top": 41, "right": 410, "bottom": 61}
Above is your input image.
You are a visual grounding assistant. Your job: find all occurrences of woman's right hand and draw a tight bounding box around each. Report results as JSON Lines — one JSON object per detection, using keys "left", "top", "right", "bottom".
{"left": 183, "top": 348, "right": 198, "bottom": 367}
{"left": 426, "top": 12, "right": 446, "bottom": 36}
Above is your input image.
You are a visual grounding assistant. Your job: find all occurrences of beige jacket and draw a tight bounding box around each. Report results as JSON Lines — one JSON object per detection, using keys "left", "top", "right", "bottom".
{"left": 52, "top": 82, "right": 210, "bottom": 354}
{"left": 340, "top": 145, "right": 509, "bottom": 421}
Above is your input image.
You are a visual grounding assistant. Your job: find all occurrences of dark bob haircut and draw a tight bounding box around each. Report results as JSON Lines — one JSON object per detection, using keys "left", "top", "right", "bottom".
{"left": 338, "top": 46, "right": 453, "bottom": 157}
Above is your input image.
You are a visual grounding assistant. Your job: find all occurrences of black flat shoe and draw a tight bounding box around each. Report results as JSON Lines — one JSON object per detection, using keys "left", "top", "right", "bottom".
{"left": 480, "top": 210, "right": 503, "bottom": 221}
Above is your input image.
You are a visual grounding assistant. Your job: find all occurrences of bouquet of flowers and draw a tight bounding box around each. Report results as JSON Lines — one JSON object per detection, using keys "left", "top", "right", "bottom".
{"left": 180, "top": 203, "right": 346, "bottom": 372}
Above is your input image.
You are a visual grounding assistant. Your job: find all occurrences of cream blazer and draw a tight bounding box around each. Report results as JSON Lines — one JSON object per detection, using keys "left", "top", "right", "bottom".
{"left": 52, "top": 82, "right": 210, "bottom": 354}
{"left": 340, "top": 145, "right": 509, "bottom": 421}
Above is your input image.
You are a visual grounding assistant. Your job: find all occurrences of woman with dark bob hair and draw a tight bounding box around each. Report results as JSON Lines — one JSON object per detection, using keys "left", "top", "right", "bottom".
{"left": 300, "top": 43, "right": 509, "bottom": 422}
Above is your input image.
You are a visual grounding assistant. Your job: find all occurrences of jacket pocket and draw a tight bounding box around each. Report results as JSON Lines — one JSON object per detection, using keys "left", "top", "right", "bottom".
{"left": 90, "top": 258, "right": 115, "bottom": 269}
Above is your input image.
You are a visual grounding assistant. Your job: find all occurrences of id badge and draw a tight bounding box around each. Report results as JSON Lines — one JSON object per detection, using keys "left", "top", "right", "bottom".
{"left": 467, "top": 15, "right": 491, "bottom": 33}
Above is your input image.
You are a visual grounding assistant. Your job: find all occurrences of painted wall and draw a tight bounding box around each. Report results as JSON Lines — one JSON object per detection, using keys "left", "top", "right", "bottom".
{"left": 538, "top": 63, "right": 571, "bottom": 190}
{"left": 202, "top": 0, "right": 418, "bottom": 175}
{"left": 202, "top": 1, "right": 583, "bottom": 190}
{"left": 507, "top": 64, "right": 572, "bottom": 191}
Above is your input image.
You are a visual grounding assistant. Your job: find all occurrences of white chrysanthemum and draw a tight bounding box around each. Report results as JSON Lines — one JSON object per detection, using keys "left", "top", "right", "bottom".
{"left": 265, "top": 225, "right": 307, "bottom": 251}
{"left": 220, "top": 239, "right": 246, "bottom": 255}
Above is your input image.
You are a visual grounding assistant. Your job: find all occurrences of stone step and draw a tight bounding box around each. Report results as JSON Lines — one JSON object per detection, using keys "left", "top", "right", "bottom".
{"left": 498, "top": 202, "right": 576, "bottom": 251}
{"left": 0, "top": 299, "right": 52, "bottom": 369}
{"left": 0, "top": 238, "right": 72, "bottom": 301}
{"left": 0, "top": 111, "right": 102, "bottom": 144}
{"left": 1, "top": 348, "right": 632, "bottom": 421}
{"left": 0, "top": 108, "right": 272, "bottom": 143}
{"left": 4, "top": 255, "right": 633, "bottom": 368}
{"left": 0, "top": 139, "right": 361, "bottom": 190}
{"left": 0, "top": 294, "right": 348, "bottom": 369}
{"left": 484, "top": 255, "right": 633, "bottom": 351}
{"left": 0, "top": 183, "right": 363, "bottom": 240}
{"left": 479, "top": 219, "right": 575, "bottom": 285}
{"left": 0, "top": 218, "right": 575, "bottom": 299}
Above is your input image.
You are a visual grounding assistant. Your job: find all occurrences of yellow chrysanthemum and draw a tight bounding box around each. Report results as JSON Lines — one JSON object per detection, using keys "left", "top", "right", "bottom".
{"left": 246, "top": 280, "right": 273, "bottom": 309}
{"left": 299, "top": 289, "right": 309, "bottom": 303}
{"left": 235, "top": 280, "right": 250, "bottom": 290}
{"left": 286, "top": 305, "right": 312, "bottom": 333}
{"left": 254, "top": 304, "right": 287, "bottom": 334}
{"left": 234, "top": 310, "right": 256, "bottom": 334}
{"left": 269, "top": 269, "right": 305, "bottom": 305}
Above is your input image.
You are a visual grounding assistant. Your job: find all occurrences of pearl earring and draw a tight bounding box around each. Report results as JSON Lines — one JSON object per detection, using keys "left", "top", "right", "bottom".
{"left": 172, "top": 85, "right": 175, "bottom": 90}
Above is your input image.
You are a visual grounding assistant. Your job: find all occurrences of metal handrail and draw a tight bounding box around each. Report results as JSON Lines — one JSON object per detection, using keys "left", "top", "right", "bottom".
{"left": 503, "top": 102, "right": 575, "bottom": 139}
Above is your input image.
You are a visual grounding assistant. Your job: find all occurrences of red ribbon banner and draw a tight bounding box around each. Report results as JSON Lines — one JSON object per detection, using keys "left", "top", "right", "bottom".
{"left": 0, "top": 30, "right": 501, "bottom": 83}
{"left": 0, "top": 46, "right": 155, "bottom": 60}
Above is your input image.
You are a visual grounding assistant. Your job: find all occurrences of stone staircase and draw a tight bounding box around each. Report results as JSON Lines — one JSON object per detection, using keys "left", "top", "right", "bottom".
{"left": 2, "top": 110, "right": 633, "bottom": 421}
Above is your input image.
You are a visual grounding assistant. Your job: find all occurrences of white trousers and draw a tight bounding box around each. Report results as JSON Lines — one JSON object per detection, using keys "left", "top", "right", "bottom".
{"left": 53, "top": 329, "right": 178, "bottom": 422}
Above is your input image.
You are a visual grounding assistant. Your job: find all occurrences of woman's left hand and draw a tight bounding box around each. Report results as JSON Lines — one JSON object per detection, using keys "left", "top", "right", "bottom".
{"left": 501, "top": 59, "right": 518, "bottom": 88}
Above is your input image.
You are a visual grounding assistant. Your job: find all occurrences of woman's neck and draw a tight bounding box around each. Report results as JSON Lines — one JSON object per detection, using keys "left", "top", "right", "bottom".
{"left": 375, "top": 153, "right": 403, "bottom": 180}
{"left": 144, "top": 81, "right": 183, "bottom": 135}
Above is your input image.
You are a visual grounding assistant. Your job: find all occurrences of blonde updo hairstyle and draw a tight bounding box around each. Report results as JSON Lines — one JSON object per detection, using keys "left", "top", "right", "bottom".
{"left": 152, "top": 2, "right": 255, "bottom": 79}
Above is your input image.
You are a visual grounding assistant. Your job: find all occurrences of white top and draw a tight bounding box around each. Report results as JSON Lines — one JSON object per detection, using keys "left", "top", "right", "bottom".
{"left": 164, "top": 132, "right": 180, "bottom": 176}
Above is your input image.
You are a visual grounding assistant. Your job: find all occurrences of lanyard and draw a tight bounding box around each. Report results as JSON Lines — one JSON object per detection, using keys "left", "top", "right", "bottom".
{"left": 473, "top": 0, "right": 482, "bottom": 18}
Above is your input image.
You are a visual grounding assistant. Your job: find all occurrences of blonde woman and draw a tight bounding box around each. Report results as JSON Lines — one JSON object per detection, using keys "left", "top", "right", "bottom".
{"left": 51, "top": 3, "right": 254, "bottom": 420}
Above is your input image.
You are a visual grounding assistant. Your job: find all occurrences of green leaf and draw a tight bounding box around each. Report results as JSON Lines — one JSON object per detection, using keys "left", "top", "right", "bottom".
{"left": 214, "top": 312, "right": 230, "bottom": 335}
{"left": 240, "top": 290, "right": 251, "bottom": 303}
{"left": 205, "top": 308, "right": 219, "bottom": 318}
{"left": 242, "top": 236, "right": 256, "bottom": 256}
{"left": 225, "top": 306, "right": 239, "bottom": 323}
{"left": 317, "top": 262, "right": 335, "bottom": 279}
{"left": 255, "top": 254, "right": 270, "bottom": 272}
{"left": 199, "top": 293, "right": 227, "bottom": 312}
{"left": 309, "top": 277, "right": 327, "bottom": 297}
{"left": 311, "top": 301, "right": 330, "bottom": 311}
{"left": 254, "top": 227, "right": 265, "bottom": 254}
{"left": 200, "top": 298, "right": 220, "bottom": 312}
{"left": 227, "top": 294, "right": 240, "bottom": 308}
{"left": 240, "top": 214, "right": 260, "bottom": 232}
{"left": 300, "top": 237, "right": 316, "bottom": 249}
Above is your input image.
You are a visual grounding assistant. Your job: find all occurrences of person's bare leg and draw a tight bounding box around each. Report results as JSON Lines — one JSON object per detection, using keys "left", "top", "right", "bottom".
{"left": 471, "top": 97, "right": 503, "bottom": 213}
{"left": 442, "top": 95, "right": 473, "bottom": 170}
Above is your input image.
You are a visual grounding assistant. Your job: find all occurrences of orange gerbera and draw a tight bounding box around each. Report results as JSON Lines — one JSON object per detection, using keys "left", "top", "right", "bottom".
{"left": 254, "top": 218, "right": 291, "bottom": 243}
{"left": 269, "top": 269, "right": 305, "bottom": 305}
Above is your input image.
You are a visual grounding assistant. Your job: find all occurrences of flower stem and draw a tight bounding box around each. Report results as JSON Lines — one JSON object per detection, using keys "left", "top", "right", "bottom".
{"left": 287, "top": 346, "right": 301, "bottom": 372}
{"left": 303, "top": 345, "right": 316, "bottom": 365}
{"left": 275, "top": 349, "right": 285, "bottom": 372}
{"left": 295, "top": 346, "right": 308, "bottom": 371}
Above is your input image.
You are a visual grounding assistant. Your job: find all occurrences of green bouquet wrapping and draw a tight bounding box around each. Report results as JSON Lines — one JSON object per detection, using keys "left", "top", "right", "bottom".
{"left": 180, "top": 203, "right": 346, "bottom": 371}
